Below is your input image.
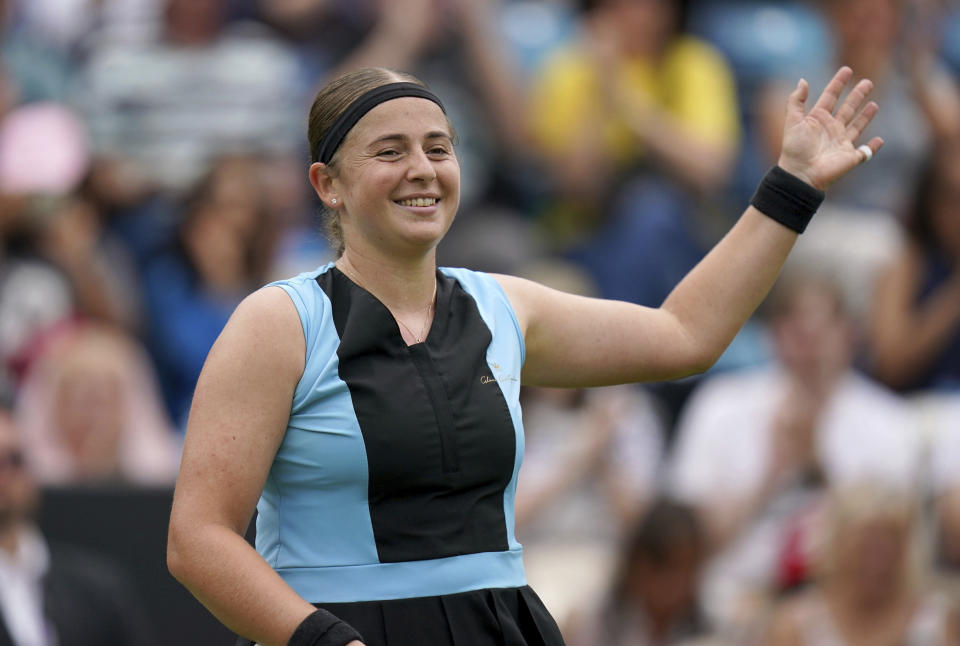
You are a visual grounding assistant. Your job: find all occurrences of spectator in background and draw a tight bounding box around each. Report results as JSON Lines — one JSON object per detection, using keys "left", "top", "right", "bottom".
{"left": 567, "top": 498, "right": 709, "bottom": 646}
{"left": 252, "top": 0, "right": 376, "bottom": 96}
{"left": 758, "top": 0, "right": 960, "bottom": 217}
{"left": 668, "top": 272, "right": 921, "bottom": 635}
{"left": 516, "top": 384, "right": 664, "bottom": 629}
{"left": 21, "top": 194, "right": 141, "bottom": 333}
{"left": 0, "top": 44, "right": 21, "bottom": 122}
{"left": 922, "top": 395, "right": 960, "bottom": 586}
{"left": 74, "top": 0, "right": 303, "bottom": 195}
{"left": 0, "top": 0, "right": 75, "bottom": 105}
{"left": 142, "top": 156, "right": 274, "bottom": 427}
{"left": 528, "top": 0, "right": 741, "bottom": 306}
{"left": 13, "top": 325, "right": 179, "bottom": 486}
{"left": 756, "top": 0, "right": 960, "bottom": 317}
{"left": 0, "top": 103, "right": 139, "bottom": 400}
{"left": 0, "top": 408, "right": 158, "bottom": 646}
{"left": 766, "top": 482, "right": 960, "bottom": 646}
{"left": 869, "top": 139, "right": 960, "bottom": 393}
{"left": 513, "top": 259, "right": 665, "bottom": 630}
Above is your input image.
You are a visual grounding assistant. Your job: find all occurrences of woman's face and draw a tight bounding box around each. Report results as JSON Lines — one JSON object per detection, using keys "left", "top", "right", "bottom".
{"left": 329, "top": 97, "right": 460, "bottom": 258}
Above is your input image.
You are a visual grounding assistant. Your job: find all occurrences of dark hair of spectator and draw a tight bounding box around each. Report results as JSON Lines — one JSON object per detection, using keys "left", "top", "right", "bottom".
{"left": 576, "top": 0, "right": 691, "bottom": 33}
{"left": 904, "top": 139, "right": 960, "bottom": 254}
{"left": 307, "top": 68, "right": 428, "bottom": 257}
{"left": 601, "top": 498, "right": 705, "bottom": 639}
{"left": 620, "top": 497, "right": 703, "bottom": 569}
{"left": 173, "top": 165, "right": 268, "bottom": 285}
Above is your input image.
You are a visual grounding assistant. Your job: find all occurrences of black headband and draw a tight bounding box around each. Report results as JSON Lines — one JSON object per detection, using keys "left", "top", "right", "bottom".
{"left": 312, "top": 82, "right": 447, "bottom": 164}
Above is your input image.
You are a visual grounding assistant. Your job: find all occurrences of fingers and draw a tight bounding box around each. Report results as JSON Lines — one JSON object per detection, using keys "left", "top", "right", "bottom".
{"left": 785, "top": 78, "right": 810, "bottom": 120}
{"left": 812, "top": 66, "right": 854, "bottom": 115}
{"left": 858, "top": 136, "right": 884, "bottom": 163}
{"left": 835, "top": 78, "right": 874, "bottom": 125}
{"left": 857, "top": 137, "right": 884, "bottom": 164}
{"left": 845, "top": 101, "right": 879, "bottom": 141}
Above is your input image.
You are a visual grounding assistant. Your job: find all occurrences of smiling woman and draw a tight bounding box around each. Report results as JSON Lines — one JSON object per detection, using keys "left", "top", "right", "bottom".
{"left": 167, "top": 65, "right": 884, "bottom": 646}
{"left": 306, "top": 69, "right": 459, "bottom": 261}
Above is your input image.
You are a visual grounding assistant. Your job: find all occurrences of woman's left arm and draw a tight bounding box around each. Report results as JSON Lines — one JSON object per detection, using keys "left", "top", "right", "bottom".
{"left": 498, "top": 67, "right": 882, "bottom": 387}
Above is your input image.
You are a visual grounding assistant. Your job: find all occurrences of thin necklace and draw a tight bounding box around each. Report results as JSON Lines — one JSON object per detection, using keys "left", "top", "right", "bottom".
{"left": 395, "top": 297, "right": 435, "bottom": 344}
{"left": 338, "top": 262, "right": 437, "bottom": 344}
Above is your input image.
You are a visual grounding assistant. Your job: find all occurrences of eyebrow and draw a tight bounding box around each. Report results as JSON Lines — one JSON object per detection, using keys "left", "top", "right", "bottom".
{"left": 367, "top": 131, "right": 453, "bottom": 147}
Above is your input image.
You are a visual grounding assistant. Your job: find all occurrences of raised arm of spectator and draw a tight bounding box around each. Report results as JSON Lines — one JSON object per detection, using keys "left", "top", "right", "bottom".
{"left": 447, "top": 0, "right": 532, "bottom": 147}
{"left": 330, "top": 0, "right": 439, "bottom": 78}
{"left": 869, "top": 243, "right": 960, "bottom": 388}
{"left": 906, "top": 1, "right": 960, "bottom": 141}
{"left": 333, "top": 0, "right": 531, "bottom": 149}
{"left": 499, "top": 67, "right": 881, "bottom": 387}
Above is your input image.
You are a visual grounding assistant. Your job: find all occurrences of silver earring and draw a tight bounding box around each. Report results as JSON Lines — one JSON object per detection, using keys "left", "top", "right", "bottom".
{"left": 331, "top": 198, "right": 337, "bottom": 204}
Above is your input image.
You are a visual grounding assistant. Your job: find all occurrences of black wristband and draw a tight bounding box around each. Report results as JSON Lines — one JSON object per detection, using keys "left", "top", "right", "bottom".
{"left": 749, "top": 166, "right": 825, "bottom": 234}
{"left": 288, "top": 609, "right": 363, "bottom": 646}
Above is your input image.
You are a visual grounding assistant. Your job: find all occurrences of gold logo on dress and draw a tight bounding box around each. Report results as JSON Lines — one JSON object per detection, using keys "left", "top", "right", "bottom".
{"left": 483, "top": 360, "right": 518, "bottom": 384}
{"left": 481, "top": 366, "right": 518, "bottom": 385}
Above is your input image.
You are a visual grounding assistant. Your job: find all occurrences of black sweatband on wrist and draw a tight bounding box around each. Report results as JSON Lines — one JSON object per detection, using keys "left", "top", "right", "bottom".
{"left": 312, "top": 82, "right": 446, "bottom": 164}
{"left": 288, "top": 609, "right": 363, "bottom": 646}
{"left": 749, "top": 166, "right": 825, "bottom": 234}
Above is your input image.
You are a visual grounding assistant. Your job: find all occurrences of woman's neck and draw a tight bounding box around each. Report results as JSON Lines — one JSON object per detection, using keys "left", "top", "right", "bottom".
{"left": 336, "top": 247, "right": 437, "bottom": 315}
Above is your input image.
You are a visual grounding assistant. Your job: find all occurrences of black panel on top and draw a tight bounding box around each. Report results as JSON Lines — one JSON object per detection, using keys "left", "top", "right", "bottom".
{"left": 318, "top": 268, "right": 516, "bottom": 563}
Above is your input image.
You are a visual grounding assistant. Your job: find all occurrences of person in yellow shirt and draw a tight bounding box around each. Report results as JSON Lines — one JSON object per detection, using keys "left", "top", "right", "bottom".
{"left": 529, "top": 0, "right": 741, "bottom": 307}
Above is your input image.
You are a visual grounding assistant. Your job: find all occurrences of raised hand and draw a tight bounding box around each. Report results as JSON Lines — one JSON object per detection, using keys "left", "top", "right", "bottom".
{"left": 777, "top": 67, "right": 884, "bottom": 191}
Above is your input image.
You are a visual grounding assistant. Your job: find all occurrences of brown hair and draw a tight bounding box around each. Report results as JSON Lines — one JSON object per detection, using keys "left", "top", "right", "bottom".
{"left": 307, "top": 67, "right": 426, "bottom": 257}
{"left": 904, "top": 138, "right": 960, "bottom": 254}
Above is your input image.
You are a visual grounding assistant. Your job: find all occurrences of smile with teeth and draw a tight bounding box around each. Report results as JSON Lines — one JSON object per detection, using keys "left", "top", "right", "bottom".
{"left": 396, "top": 197, "right": 438, "bottom": 207}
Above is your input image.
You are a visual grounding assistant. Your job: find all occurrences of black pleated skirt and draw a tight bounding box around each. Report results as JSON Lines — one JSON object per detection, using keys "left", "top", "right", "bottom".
{"left": 236, "top": 586, "right": 565, "bottom": 646}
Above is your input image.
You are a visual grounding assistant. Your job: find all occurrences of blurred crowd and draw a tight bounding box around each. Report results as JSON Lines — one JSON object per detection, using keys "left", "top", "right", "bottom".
{"left": 1, "top": 0, "right": 960, "bottom": 644}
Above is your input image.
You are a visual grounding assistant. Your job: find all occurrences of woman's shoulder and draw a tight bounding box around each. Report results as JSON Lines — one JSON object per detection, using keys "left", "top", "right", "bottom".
{"left": 228, "top": 285, "right": 305, "bottom": 343}
{"left": 262, "top": 262, "right": 336, "bottom": 321}
{"left": 268, "top": 262, "right": 336, "bottom": 291}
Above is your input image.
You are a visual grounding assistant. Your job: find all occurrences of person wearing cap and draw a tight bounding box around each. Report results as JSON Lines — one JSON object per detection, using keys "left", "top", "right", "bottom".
{"left": 167, "top": 65, "right": 882, "bottom": 646}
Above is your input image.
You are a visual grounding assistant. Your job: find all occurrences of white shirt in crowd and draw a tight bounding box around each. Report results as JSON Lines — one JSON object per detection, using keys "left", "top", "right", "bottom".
{"left": 0, "top": 527, "right": 56, "bottom": 646}
{"left": 667, "top": 365, "right": 922, "bottom": 629}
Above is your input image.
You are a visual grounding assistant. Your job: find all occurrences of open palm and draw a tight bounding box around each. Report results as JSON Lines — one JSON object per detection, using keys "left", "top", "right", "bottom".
{"left": 778, "top": 66, "right": 884, "bottom": 191}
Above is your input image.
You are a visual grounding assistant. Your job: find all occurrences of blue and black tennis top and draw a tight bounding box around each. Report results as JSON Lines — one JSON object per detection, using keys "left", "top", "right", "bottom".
{"left": 256, "top": 263, "right": 527, "bottom": 603}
